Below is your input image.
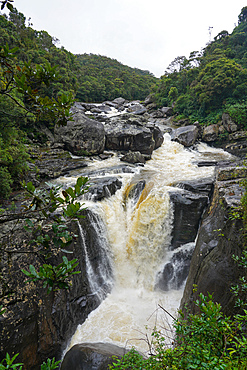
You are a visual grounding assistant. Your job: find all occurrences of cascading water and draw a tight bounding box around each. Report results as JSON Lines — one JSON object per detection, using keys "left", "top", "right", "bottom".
{"left": 58, "top": 133, "right": 233, "bottom": 355}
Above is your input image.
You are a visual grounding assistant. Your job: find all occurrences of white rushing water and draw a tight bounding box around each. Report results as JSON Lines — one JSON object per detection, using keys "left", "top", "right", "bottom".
{"left": 59, "top": 134, "right": 233, "bottom": 355}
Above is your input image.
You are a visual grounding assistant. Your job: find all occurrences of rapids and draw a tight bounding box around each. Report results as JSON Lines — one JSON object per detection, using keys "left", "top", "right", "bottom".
{"left": 57, "top": 133, "right": 233, "bottom": 355}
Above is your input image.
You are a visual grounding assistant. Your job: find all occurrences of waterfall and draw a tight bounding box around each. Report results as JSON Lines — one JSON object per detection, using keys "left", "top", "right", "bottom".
{"left": 60, "top": 134, "right": 233, "bottom": 355}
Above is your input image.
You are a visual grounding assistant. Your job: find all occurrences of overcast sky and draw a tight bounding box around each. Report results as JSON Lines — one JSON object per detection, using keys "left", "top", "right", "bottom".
{"left": 4, "top": 0, "right": 247, "bottom": 77}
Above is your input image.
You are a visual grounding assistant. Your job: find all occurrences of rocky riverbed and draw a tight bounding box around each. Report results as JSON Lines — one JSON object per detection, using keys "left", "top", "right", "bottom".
{"left": 1, "top": 97, "right": 247, "bottom": 369}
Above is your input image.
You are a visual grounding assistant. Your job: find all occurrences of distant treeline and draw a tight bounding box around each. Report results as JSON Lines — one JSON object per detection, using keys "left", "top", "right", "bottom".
{"left": 0, "top": 8, "right": 157, "bottom": 103}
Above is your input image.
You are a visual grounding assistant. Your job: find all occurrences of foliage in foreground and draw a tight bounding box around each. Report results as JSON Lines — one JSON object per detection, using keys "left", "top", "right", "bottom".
{"left": 0, "top": 353, "right": 60, "bottom": 370}
{"left": 110, "top": 293, "right": 247, "bottom": 369}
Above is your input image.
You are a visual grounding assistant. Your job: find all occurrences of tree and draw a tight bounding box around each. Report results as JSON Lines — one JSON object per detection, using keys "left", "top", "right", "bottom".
{"left": 191, "top": 57, "right": 246, "bottom": 111}
{"left": 0, "top": 0, "right": 14, "bottom": 11}
{"left": 168, "top": 86, "right": 178, "bottom": 105}
{"left": 214, "top": 30, "right": 229, "bottom": 41}
{"left": 0, "top": 43, "right": 74, "bottom": 126}
{"left": 166, "top": 56, "right": 189, "bottom": 73}
{"left": 238, "top": 6, "right": 247, "bottom": 24}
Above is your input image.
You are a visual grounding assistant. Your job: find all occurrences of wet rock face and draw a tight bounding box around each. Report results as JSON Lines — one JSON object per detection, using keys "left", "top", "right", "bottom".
{"left": 169, "top": 190, "right": 209, "bottom": 250}
{"left": 85, "top": 177, "right": 122, "bottom": 201}
{"left": 0, "top": 210, "right": 113, "bottom": 370}
{"left": 61, "top": 343, "right": 134, "bottom": 370}
{"left": 155, "top": 245, "right": 194, "bottom": 291}
{"left": 180, "top": 166, "right": 246, "bottom": 317}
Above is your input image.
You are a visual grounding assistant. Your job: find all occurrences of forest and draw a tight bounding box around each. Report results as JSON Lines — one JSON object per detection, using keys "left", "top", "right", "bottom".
{"left": 153, "top": 6, "right": 247, "bottom": 125}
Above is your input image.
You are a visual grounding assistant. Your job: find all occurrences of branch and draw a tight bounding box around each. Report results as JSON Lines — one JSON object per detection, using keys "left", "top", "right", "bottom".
{"left": 0, "top": 108, "right": 33, "bottom": 119}
{"left": 5, "top": 92, "right": 30, "bottom": 112}
{"left": 158, "top": 304, "right": 176, "bottom": 321}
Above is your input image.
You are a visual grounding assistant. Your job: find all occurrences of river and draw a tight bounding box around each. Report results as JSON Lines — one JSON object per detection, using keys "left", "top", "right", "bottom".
{"left": 56, "top": 132, "right": 233, "bottom": 356}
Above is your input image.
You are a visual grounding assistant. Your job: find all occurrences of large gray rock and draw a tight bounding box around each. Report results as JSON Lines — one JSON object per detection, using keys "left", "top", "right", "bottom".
{"left": 173, "top": 125, "right": 199, "bottom": 147}
{"left": 120, "top": 151, "right": 146, "bottom": 164}
{"left": 222, "top": 113, "right": 238, "bottom": 133}
{"left": 112, "top": 97, "right": 126, "bottom": 106}
{"left": 202, "top": 124, "right": 219, "bottom": 142}
{"left": 85, "top": 177, "right": 122, "bottom": 201}
{"left": 104, "top": 114, "right": 163, "bottom": 155}
{"left": 54, "top": 112, "right": 105, "bottom": 156}
{"left": 180, "top": 166, "right": 245, "bottom": 317}
{"left": 61, "top": 343, "right": 131, "bottom": 370}
{"left": 25, "top": 146, "right": 87, "bottom": 185}
{"left": 175, "top": 177, "right": 214, "bottom": 197}
{"left": 160, "top": 106, "right": 173, "bottom": 116}
{"left": 222, "top": 131, "right": 247, "bottom": 158}
{"left": 127, "top": 103, "right": 147, "bottom": 115}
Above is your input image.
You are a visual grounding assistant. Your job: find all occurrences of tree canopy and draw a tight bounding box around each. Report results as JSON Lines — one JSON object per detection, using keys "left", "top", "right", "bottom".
{"left": 152, "top": 8, "right": 247, "bottom": 124}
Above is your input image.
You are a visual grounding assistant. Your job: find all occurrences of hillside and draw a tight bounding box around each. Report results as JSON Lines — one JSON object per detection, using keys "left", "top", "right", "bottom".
{"left": 152, "top": 6, "right": 247, "bottom": 125}
{"left": 0, "top": 8, "right": 157, "bottom": 103}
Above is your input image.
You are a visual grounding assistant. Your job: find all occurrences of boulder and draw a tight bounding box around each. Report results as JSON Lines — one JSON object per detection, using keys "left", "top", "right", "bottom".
{"left": 25, "top": 146, "right": 87, "bottom": 184}
{"left": 180, "top": 166, "right": 245, "bottom": 317}
{"left": 160, "top": 107, "right": 173, "bottom": 116}
{"left": 222, "top": 113, "right": 238, "bottom": 133}
{"left": 120, "top": 151, "right": 146, "bottom": 164}
{"left": 223, "top": 131, "right": 247, "bottom": 158}
{"left": 173, "top": 125, "right": 199, "bottom": 147}
{"left": 175, "top": 177, "right": 214, "bottom": 197}
{"left": 127, "top": 103, "right": 147, "bottom": 115}
{"left": 85, "top": 177, "right": 122, "bottom": 201}
{"left": 143, "top": 94, "right": 155, "bottom": 106}
{"left": 146, "top": 123, "right": 164, "bottom": 149}
{"left": 202, "top": 124, "right": 219, "bottom": 142}
{"left": 112, "top": 97, "right": 126, "bottom": 106}
{"left": 54, "top": 112, "right": 105, "bottom": 156}
{"left": 145, "top": 102, "right": 157, "bottom": 112}
{"left": 104, "top": 114, "right": 163, "bottom": 155}
{"left": 149, "top": 110, "right": 164, "bottom": 118}
{"left": 61, "top": 343, "right": 134, "bottom": 370}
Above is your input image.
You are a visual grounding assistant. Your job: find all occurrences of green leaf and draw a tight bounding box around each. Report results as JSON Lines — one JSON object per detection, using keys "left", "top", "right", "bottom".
{"left": 61, "top": 249, "right": 73, "bottom": 254}
{"left": 29, "top": 264, "right": 38, "bottom": 277}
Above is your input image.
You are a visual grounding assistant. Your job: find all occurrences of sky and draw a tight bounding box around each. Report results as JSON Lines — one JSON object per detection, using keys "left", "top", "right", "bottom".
{"left": 4, "top": 0, "right": 247, "bottom": 77}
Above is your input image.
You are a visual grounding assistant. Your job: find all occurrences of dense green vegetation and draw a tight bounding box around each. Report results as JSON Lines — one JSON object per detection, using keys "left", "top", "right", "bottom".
{"left": 152, "top": 6, "right": 247, "bottom": 125}
{"left": 75, "top": 54, "right": 157, "bottom": 102}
